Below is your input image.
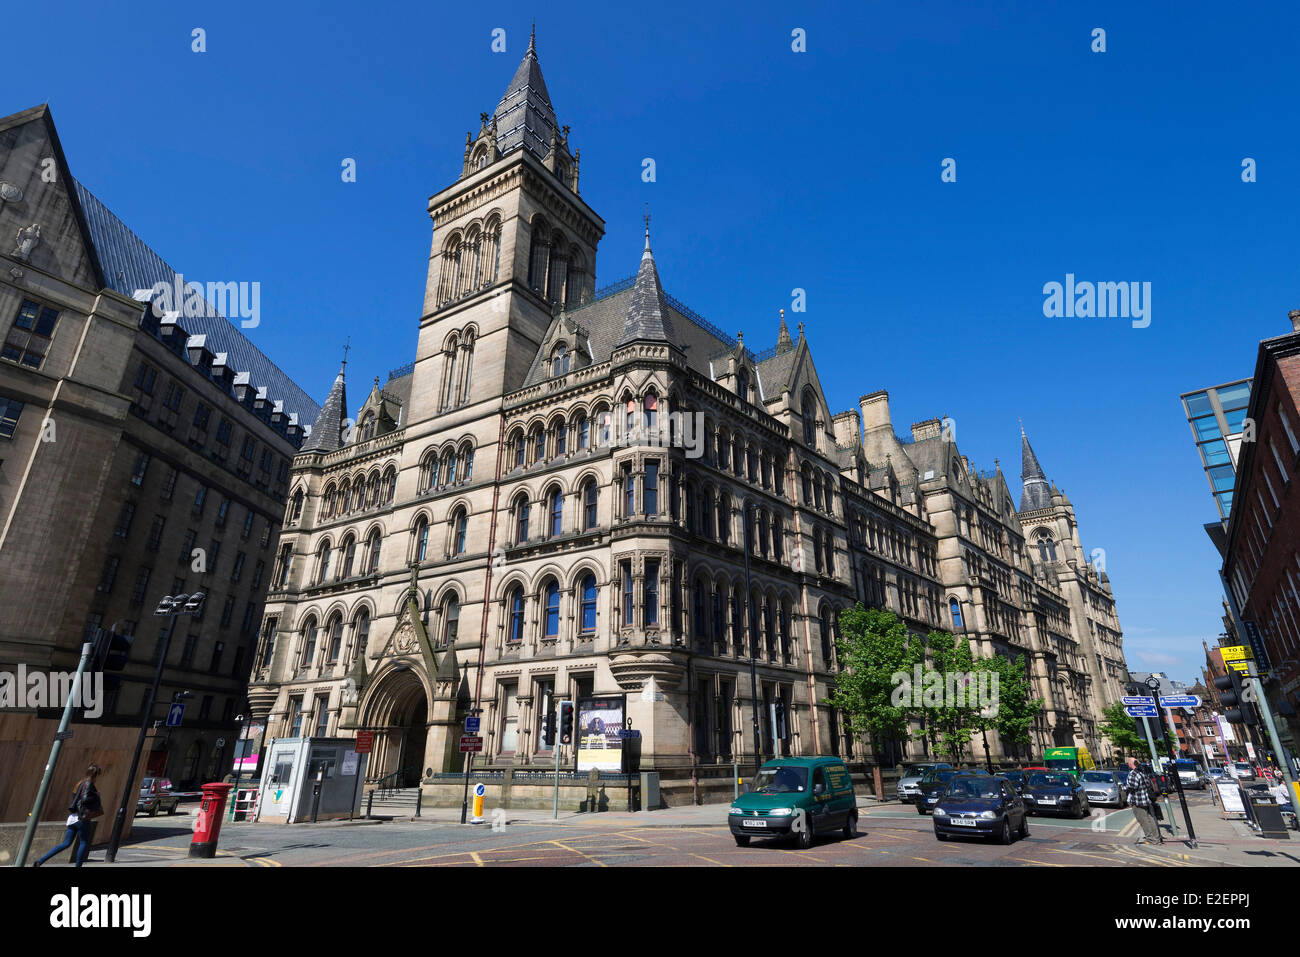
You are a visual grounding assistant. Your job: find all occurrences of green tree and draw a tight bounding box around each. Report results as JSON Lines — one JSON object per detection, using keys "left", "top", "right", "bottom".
{"left": 827, "top": 606, "right": 926, "bottom": 758}
{"left": 921, "top": 630, "right": 981, "bottom": 764}
{"left": 976, "top": 652, "right": 1043, "bottom": 763}
{"left": 1099, "top": 701, "right": 1148, "bottom": 758}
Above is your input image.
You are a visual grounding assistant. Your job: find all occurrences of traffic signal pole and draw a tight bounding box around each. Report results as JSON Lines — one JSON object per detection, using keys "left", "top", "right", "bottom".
{"left": 14, "top": 639, "right": 96, "bottom": 868}
{"left": 1138, "top": 714, "right": 1179, "bottom": 836}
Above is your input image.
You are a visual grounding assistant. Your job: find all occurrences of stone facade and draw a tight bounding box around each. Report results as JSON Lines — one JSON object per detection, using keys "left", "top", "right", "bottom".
{"left": 0, "top": 105, "right": 316, "bottom": 813}
{"left": 248, "top": 39, "right": 1131, "bottom": 785}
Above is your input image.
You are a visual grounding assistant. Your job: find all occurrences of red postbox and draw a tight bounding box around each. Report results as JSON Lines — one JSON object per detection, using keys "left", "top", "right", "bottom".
{"left": 189, "top": 782, "right": 235, "bottom": 858}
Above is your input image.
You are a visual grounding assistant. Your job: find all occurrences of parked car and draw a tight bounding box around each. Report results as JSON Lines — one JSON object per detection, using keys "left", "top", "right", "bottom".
{"left": 729, "top": 757, "right": 858, "bottom": 849}
{"left": 896, "top": 762, "right": 952, "bottom": 805}
{"left": 1079, "top": 769, "right": 1126, "bottom": 807}
{"left": 918, "top": 767, "right": 990, "bottom": 815}
{"left": 1175, "top": 759, "right": 1207, "bottom": 790}
{"left": 933, "top": 774, "right": 1028, "bottom": 844}
{"left": 1231, "top": 762, "right": 1256, "bottom": 781}
{"left": 996, "top": 769, "right": 1026, "bottom": 793}
{"left": 137, "top": 777, "right": 181, "bottom": 816}
{"left": 1021, "top": 771, "right": 1091, "bottom": 818}
{"left": 1207, "top": 767, "right": 1228, "bottom": 783}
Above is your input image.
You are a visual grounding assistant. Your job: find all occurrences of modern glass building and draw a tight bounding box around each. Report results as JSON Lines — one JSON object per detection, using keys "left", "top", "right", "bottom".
{"left": 1180, "top": 379, "right": 1252, "bottom": 520}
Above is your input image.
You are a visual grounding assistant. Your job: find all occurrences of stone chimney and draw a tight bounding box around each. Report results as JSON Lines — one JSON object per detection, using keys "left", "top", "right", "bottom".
{"left": 1290, "top": 308, "right": 1300, "bottom": 333}
{"left": 831, "top": 409, "right": 861, "bottom": 448}
{"left": 911, "top": 418, "right": 942, "bottom": 442}
{"left": 859, "top": 391, "right": 892, "bottom": 432}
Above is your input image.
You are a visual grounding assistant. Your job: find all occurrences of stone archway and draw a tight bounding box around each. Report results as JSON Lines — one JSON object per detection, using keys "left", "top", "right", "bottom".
{"left": 362, "top": 666, "right": 429, "bottom": 787}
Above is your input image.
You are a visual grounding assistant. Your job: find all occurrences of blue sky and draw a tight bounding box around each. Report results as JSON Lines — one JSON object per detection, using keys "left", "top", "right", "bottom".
{"left": 11, "top": 1, "right": 1298, "bottom": 686}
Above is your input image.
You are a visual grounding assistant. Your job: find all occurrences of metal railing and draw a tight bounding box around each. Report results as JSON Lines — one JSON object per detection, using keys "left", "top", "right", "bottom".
{"left": 371, "top": 766, "right": 420, "bottom": 797}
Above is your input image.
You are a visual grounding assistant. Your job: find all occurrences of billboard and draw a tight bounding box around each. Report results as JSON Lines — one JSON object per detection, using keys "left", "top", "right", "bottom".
{"left": 576, "top": 696, "right": 625, "bottom": 772}
{"left": 235, "top": 720, "right": 265, "bottom": 772}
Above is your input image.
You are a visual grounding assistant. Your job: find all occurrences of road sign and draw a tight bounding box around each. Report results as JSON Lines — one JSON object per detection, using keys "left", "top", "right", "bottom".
{"left": 354, "top": 731, "right": 375, "bottom": 754}
{"left": 459, "top": 735, "right": 484, "bottom": 753}
{"left": 1159, "top": 695, "right": 1201, "bottom": 708}
{"left": 1220, "top": 645, "right": 1252, "bottom": 662}
{"left": 166, "top": 703, "right": 185, "bottom": 727}
{"left": 1126, "top": 705, "right": 1158, "bottom": 718}
{"left": 1121, "top": 695, "right": 1155, "bottom": 706}
{"left": 617, "top": 729, "right": 642, "bottom": 739}
{"left": 54, "top": 730, "right": 74, "bottom": 741}
{"left": 465, "top": 717, "right": 480, "bottom": 733}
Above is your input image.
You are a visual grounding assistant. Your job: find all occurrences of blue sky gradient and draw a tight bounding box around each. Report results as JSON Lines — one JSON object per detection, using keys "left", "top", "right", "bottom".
{"left": 10, "top": 0, "right": 1298, "bottom": 684}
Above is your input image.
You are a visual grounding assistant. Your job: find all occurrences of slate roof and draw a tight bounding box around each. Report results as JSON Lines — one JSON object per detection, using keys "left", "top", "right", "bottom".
{"left": 494, "top": 28, "right": 557, "bottom": 164}
{"left": 1019, "top": 426, "right": 1052, "bottom": 511}
{"left": 618, "top": 237, "right": 675, "bottom": 346}
{"left": 74, "top": 180, "right": 320, "bottom": 425}
{"left": 302, "top": 367, "right": 347, "bottom": 453}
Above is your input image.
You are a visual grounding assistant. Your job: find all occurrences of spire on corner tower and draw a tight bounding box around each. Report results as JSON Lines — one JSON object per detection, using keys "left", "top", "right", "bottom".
{"left": 618, "top": 219, "right": 674, "bottom": 346}
{"left": 1019, "top": 422, "right": 1052, "bottom": 511}
{"left": 494, "top": 24, "right": 558, "bottom": 162}
{"left": 302, "top": 359, "right": 349, "bottom": 453}
{"left": 777, "top": 308, "right": 793, "bottom": 351}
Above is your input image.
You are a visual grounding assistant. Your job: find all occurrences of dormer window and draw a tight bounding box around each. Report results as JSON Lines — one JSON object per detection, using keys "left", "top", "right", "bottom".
{"left": 359, "top": 413, "right": 375, "bottom": 442}
{"left": 551, "top": 343, "right": 570, "bottom": 377}
{"left": 737, "top": 368, "right": 750, "bottom": 403}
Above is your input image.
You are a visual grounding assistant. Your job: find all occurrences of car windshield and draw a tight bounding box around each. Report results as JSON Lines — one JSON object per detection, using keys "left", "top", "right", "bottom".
{"left": 751, "top": 766, "right": 808, "bottom": 793}
{"left": 1080, "top": 771, "right": 1113, "bottom": 783}
{"left": 922, "top": 769, "right": 957, "bottom": 783}
{"left": 902, "top": 765, "right": 933, "bottom": 777}
{"left": 1044, "top": 759, "right": 1078, "bottom": 771}
{"left": 1027, "top": 773, "right": 1072, "bottom": 788}
{"left": 1235, "top": 763, "right": 1252, "bottom": 771}
{"left": 944, "top": 778, "right": 1002, "bottom": 799}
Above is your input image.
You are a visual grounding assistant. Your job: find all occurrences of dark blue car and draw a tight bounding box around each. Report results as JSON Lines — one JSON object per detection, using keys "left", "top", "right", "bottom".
{"left": 933, "top": 775, "right": 1029, "bottom": 844}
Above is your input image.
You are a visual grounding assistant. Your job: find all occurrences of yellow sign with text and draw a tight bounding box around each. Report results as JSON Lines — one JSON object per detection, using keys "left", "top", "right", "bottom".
{"left": 1220, "top": 645, "right": 1252, "bottom": 662}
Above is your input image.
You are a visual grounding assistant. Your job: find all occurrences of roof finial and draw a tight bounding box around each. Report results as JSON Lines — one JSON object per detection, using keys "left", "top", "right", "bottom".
{"left": 341, "top": 336, "right": 351, "bottom": 375}
{"left": 529, "top": 20, "right": 536, "bottom": 53}
{"left": 643, "top": 203, "right": 651, "bottom": 250}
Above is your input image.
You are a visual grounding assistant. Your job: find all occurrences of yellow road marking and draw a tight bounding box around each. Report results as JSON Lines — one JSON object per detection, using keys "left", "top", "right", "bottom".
{"left": 911, "top": 856, "right": 933, "bottom": 863}
{"left": 1012, "top": 857, "right": 1064, "bottom": 867}
{"left": 469, "top": 851, "right": 485, "bottom": 867}
{"left": 548, "top": 839, "right": 609, "bottom": 867}
{"left": 689, "top": 853, "right": 730, "bottom": 866}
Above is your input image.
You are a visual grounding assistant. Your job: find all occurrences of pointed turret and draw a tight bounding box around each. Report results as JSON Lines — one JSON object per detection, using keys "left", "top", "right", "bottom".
{"left": 302, "top": 363, "right": 349, "bottom": 452}
{"left": 493, "top": 25, "right": 558, "bottom": 162}
{"left": 1019, "top": 421, "right": 1052, "bottom": 511}
{"left": 618, "top": 221, "right": 675, "bottom": 346}
{"left": 776, "top": 308, "right": 794, "bottom": 351}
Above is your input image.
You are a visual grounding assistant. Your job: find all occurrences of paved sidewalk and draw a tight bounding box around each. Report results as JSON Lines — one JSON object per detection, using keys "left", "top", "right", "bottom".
{"left": 1119, "top": 795, "right": 1300, "bottom": 868}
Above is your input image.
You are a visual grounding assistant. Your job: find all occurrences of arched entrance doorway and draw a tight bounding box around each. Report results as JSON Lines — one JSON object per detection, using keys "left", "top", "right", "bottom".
{"left": 363, "top": 666, "right": 429, "bottom": 788}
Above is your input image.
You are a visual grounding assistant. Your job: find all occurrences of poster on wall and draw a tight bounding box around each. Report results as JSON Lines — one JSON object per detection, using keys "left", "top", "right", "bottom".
{"left": 576, "top": 696, "right": 626, "bottom": 772}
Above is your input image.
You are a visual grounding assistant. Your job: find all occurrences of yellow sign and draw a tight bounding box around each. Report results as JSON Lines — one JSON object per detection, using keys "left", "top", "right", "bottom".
{"left": 1228, "top": 660, "right": 1251, "bottom": 674}
{"left": 1220, "top": 645, "right": 1252, "bottom": 662}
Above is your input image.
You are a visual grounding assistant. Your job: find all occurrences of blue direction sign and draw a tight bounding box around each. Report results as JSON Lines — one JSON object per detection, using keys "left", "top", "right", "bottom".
{"left": 1121, "top": 695, "right": 1155, "bottom": 707}
{"left": 1125, "top": 705, "right": 1158, "bottom": 718}
{"left": 617, "top": 729, "right": 642, "bottom": 739}
{"left": 1159, "top": 695, "right": 1201, "bottom": 708}
{"left": 465, "top": 716, "right": 480, "bottom": 733}
{"left": 166, "top": 702, "right": 185, "bottom": 727}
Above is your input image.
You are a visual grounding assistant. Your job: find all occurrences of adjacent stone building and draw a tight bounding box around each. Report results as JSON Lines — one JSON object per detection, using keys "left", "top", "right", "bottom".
{"left": 247, "top": 36, "right": 1131, "bottom": 800}
{"left": 0, "top": 105, "right": 317, "bottom": 827}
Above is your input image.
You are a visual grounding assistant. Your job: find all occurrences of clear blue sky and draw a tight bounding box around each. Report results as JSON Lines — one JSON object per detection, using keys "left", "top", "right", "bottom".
{"left": 11, "top": 1, "right": 1298, "bottom": 686}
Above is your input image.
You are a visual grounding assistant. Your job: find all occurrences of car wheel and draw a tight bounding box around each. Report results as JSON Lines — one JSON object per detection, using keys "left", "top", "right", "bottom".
{"left": 842, "top": 810, "right": 858, "bottom": 840}
{"left": 935, "top": 829, "right": 948, "bottom": 841}
{"left": 998, "top": 820, "right": 1012, "bottom": 845}
{"left": 734, "top": 834, "right": 750, "bottom": 847}
{"left": 148, "top": 806, "right": 157, "bottom": 817}
{"left": 796, "top": 821, "right": 814, "bottom": 849}
{"left": 1020, "top": 816, "right": 1030, "bottom": 839}
{"left": 167, "top": 804, "right": 178, "bottom": 815}
{"left": 916, "top": 804, "right": 926, "bottom": 815}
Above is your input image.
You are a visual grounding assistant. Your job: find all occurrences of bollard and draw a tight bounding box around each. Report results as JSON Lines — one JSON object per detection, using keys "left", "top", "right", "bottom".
{"left": 366, "top": 790, "right": 373, "bottom": 819}
{"left": 415, "top": 787, "right": 422, "bottom": 818}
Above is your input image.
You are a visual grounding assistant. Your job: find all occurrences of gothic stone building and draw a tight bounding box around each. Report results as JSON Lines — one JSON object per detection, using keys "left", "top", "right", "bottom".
{"left": 248, "top": 38, "right": 1130, "bottom": 791}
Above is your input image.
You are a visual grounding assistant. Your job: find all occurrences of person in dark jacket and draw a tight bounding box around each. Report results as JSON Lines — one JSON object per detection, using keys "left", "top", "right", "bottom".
{"left": 34, "top": 764, "right": 103, "bottom": 867}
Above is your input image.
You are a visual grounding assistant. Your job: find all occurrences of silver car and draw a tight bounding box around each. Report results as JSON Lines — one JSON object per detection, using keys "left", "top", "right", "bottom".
{"left": 1079, "top": 769, "right": 1126, "bottom": 807}
{"left": 896, "top": 763, "right": 952, "bottom": 804}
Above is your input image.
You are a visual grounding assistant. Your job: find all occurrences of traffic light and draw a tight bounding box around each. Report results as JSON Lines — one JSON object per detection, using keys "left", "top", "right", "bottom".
{"left": 91, "top": 628, "right": 133, "bottom": 672}
{"left": 1213, "top": 671, "right": 1247, "bottom": 725}
{"left": 542, "top": 710, "right": 556, "bottom": 748}
{"left": 559, "top": 701, "right": 574, "bottom": 745}
{"left": 773, "top": 697, "right": 788, "bottom": 740}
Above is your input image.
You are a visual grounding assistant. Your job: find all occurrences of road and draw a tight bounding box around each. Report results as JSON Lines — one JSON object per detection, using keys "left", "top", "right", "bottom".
{"left": 100, "top": 792, "right": 1219, "bottom": 867}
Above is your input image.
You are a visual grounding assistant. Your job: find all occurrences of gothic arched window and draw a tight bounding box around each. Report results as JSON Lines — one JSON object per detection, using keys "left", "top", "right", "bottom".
{"left": 452, "top": 508, "right": 468, "bottom": 555}
{"left": 583, "top": 480, "right": 598, "bottom": 530}
{"left": 507, "top": 587, "right": 525, "bottom": 642}
{"left": 1036, "top": 530, "right": 1057, "bottom": 562}
{"left": 552, "top": 343, "right": 570, "bottom": 377}
{"left": 442, "top": 594, "right": 459, "bottom": 646}
{"left": 950, "top": 597, "right": 964, "bottom": 630}
{"left": 515, "top": 494, "right": 530, "bottom": 545}
{"left": 549, "top": 488, "right": 563, "bottom": 537}
{"left": 366, "top": 530, "right": 381, "bottom": 573}
{"left": 543, "top": 580, "right": 560, "bottom": 639}
{"left": 802, "top": 387, "right": 817, "bottom": 446}
{"left": 580, "top": 574, "right": 597, "bottom": 633}
{"left": 413, "top": 518, "right": 429, "bottom": 562}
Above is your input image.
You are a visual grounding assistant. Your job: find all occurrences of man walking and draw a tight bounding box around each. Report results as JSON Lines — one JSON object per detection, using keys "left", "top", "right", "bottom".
{"left": 1124, "top": 756, "right": 1162, "bottom": 845}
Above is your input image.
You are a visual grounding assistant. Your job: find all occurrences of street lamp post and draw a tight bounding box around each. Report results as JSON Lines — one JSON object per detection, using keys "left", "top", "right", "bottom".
{"left": 104, "top": 593, "right": 205, "bottom": 863}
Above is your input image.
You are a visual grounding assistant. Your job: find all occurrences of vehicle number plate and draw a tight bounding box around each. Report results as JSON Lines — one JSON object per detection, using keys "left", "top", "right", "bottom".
{"left": 951, "top": 818, "right": 977, "bottom": 827}
{"left": 742, "top": 819, "right": 767, "bottom": 828}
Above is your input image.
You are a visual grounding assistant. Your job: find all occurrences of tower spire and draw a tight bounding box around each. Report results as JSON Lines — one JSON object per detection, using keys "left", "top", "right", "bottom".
{"left": 1019, "top": 422, "right": 1052, "bottom": 511}
{"left": 777, "top": 308, "right": 793, "bottom": 349}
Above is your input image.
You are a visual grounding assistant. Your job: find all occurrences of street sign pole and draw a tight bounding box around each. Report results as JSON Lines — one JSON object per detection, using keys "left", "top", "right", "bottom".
{"left": 14, "top": 639, "right": 95, "bottom": 868}
{"left": 460, "top": 709, "right": 482, "bottom": 825}
{"left": 553, "top": 699, "right": 568, "bottom": 820}
{"left": 1139, "top": 714, "right": 1179, "bottom": 836}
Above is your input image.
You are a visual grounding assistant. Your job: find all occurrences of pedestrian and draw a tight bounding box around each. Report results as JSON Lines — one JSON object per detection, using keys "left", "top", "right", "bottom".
{"left": 33, "top": 764, "right": 104, "bottom": 867}
{"left": 1124, "top": 756, "right": 1163, "bottom": 845}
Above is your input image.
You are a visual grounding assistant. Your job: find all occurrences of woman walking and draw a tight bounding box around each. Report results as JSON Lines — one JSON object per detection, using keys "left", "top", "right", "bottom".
{"left": 33, "top": 764, "right": 104, "bottom": 867}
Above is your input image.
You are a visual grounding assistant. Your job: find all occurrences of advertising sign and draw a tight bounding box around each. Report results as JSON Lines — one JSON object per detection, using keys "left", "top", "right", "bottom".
{"left": 235, "top": 720, "right": 265, "bottom": 773}
{"left": 576, "top": 696, "right": 626, "bottom": 772}
{"left": 1216, "top": 781, "right": 1246, "bottom": 816}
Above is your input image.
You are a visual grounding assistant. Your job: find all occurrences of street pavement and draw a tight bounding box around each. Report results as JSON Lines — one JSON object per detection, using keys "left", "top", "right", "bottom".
{"left": 33, "top": 787, "right": 1297, "bottom": 868}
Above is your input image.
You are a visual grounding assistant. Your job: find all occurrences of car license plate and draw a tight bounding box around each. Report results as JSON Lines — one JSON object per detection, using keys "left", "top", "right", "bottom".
{"left": 951, "top": 818, "right": 977, "bottom": 827}
{"left": 742, "top": 819, "right": 767, "bottom": 828}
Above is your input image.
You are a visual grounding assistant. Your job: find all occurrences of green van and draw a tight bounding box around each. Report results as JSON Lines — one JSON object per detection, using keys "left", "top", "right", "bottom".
{"left": 728, "top": 756, "right": 858, "bottom": 848}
